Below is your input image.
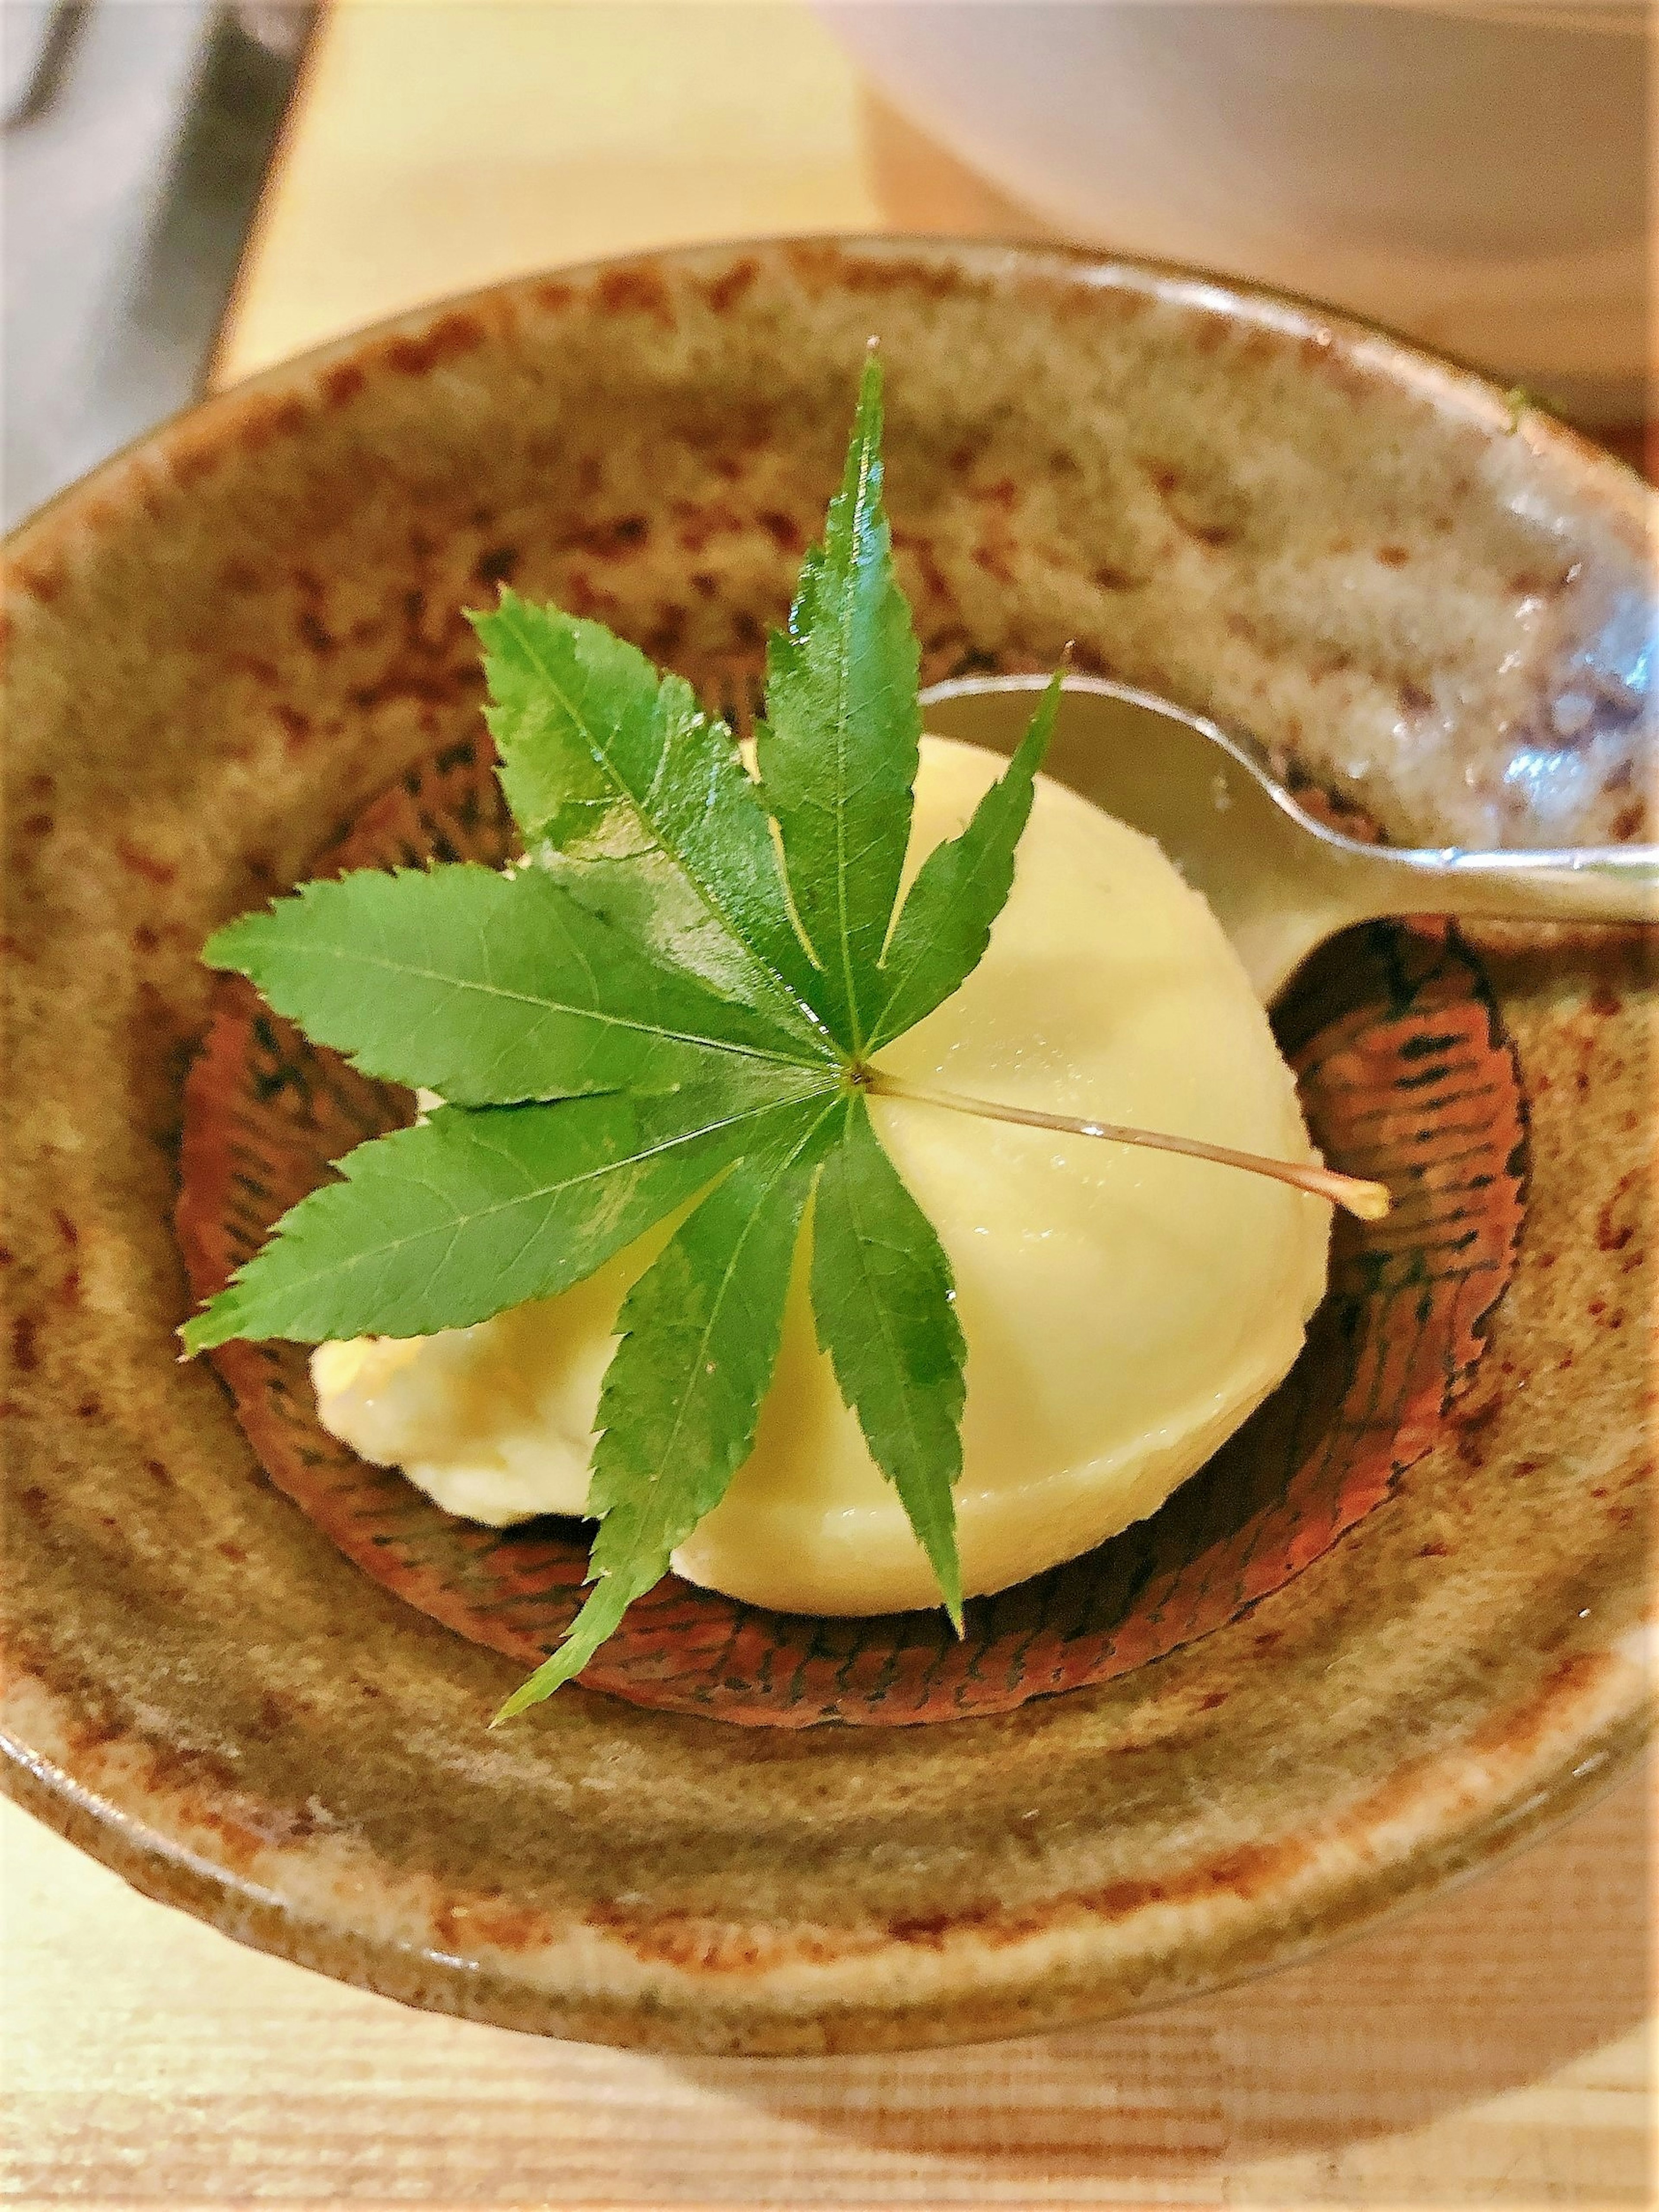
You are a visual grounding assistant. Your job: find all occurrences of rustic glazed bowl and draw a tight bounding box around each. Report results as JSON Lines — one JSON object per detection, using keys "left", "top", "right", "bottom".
{"left": 3, "top": 239, "right": 1652, "bottom": 2054}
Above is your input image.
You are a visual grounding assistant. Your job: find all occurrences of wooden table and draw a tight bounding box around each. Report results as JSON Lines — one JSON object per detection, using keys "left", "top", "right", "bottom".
{"left": 3, "top": 1763, "right": 1651, "bottom": 2204}
{"left": 6, "top": 3, "right": 1652, "bottom": 2201}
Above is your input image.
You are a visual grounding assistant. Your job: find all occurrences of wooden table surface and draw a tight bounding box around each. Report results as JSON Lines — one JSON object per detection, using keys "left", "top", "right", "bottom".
{"left": 5, "top": 3, "right": 1652, "bottom": 2203}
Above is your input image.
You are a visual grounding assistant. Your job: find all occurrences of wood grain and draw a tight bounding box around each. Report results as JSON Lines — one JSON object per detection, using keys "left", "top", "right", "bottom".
{"left": 3, "top": 1772, "right": 1650, "bottom": 2205}
{"left": 6, "top": 3, "right": 1650, "bottom": 2202}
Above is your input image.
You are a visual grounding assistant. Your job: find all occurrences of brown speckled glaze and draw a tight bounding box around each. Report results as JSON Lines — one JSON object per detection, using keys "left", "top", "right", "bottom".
{"left": 2, "top": 240, "right": 1652, "bottom": 2053}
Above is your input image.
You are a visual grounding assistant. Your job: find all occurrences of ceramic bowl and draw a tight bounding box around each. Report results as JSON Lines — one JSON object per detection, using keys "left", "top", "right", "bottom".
{"left": 2, "top": 238, "right": 1651, "bottom": 2054}
{"left": 817, "top": 3, "right": 1648, "bottom": 419}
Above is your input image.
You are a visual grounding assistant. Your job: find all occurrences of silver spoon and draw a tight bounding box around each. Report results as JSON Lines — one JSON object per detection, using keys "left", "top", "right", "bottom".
{"left": 919, "top": 673, "right": 1656, "bottom": 1005}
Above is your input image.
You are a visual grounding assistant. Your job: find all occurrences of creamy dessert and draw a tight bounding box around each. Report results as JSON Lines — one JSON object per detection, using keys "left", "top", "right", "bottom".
{"left": 312, "top": 734, "right": 1329, "bottom": 1614}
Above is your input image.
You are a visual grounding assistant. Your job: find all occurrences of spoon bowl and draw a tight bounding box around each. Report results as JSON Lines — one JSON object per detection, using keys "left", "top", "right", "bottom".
{"left": 920, "top": 674, "right": 1657, "bottom": 1002}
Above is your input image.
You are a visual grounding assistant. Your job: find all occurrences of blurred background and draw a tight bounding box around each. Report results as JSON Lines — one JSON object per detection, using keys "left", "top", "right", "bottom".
{"left": 2, "top": 0, "right": 1649, "bottom": 525}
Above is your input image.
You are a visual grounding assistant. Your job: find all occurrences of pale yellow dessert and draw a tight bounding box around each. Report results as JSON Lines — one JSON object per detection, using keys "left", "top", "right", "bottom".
{"left": 312, "top": 735, "right": 1329, "bottom": 1613}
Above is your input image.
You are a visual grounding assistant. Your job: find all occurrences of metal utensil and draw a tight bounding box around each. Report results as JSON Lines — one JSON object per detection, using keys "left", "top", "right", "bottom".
{"left": 919, "top": 673, "right": 1657, "bottom": 1003}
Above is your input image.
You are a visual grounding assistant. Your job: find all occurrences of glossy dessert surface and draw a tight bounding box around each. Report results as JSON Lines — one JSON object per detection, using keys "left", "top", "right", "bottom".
{"left": 316, "top": 735, "right": 1329, "bottom": 1614}
{"left": 693, "top": 735, "right": 1330, "bottom": 1610}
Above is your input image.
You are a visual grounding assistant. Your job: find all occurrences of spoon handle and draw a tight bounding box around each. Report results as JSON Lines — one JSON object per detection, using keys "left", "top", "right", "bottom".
{"left": 1348, "top": 843, "right": 1659, "bottom": 929}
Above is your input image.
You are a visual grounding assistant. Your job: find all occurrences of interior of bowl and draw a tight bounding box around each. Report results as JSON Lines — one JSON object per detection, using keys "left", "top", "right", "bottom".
{"left": 2, "top": 238, "right": 1651, "bottom": 2053}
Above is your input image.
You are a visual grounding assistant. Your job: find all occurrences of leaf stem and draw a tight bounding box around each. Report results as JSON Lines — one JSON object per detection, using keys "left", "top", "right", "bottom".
{"left": 863, "top": 1069, "right": 1392, "bottom": 1221}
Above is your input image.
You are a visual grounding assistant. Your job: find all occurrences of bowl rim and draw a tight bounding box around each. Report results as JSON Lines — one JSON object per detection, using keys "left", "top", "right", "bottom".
{"left": 2, "top": 1684, "right": 1648, "bottom": 2054}
{"left": 6, "top": 230, "right": 1649, "bottom": 563}
{"left": 3, "top": 232, "right": 1652, "bottom": 2053}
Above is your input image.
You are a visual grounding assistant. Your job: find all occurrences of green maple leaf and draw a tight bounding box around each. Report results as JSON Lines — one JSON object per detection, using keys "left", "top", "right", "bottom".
{"left": 810, "top": 1092, "right": 968, "bottom": 1623}
{"left": 200, "top": 862, "right": 834, "bottom": 1107}
{"left": 182, "top": 1076, "right": 830, "bottom": 1351}
{"left": 493, "top": 1094, "right": 839, "bottom": 1718}
{"left": 756, "top": 358, "right": 922, "bottom": 1056}
{"left": 184, "top": 353, "right": 1060, "bottom": 1714}
{"left": 474, "top": 589, "right": 826, "bottom": 1044}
